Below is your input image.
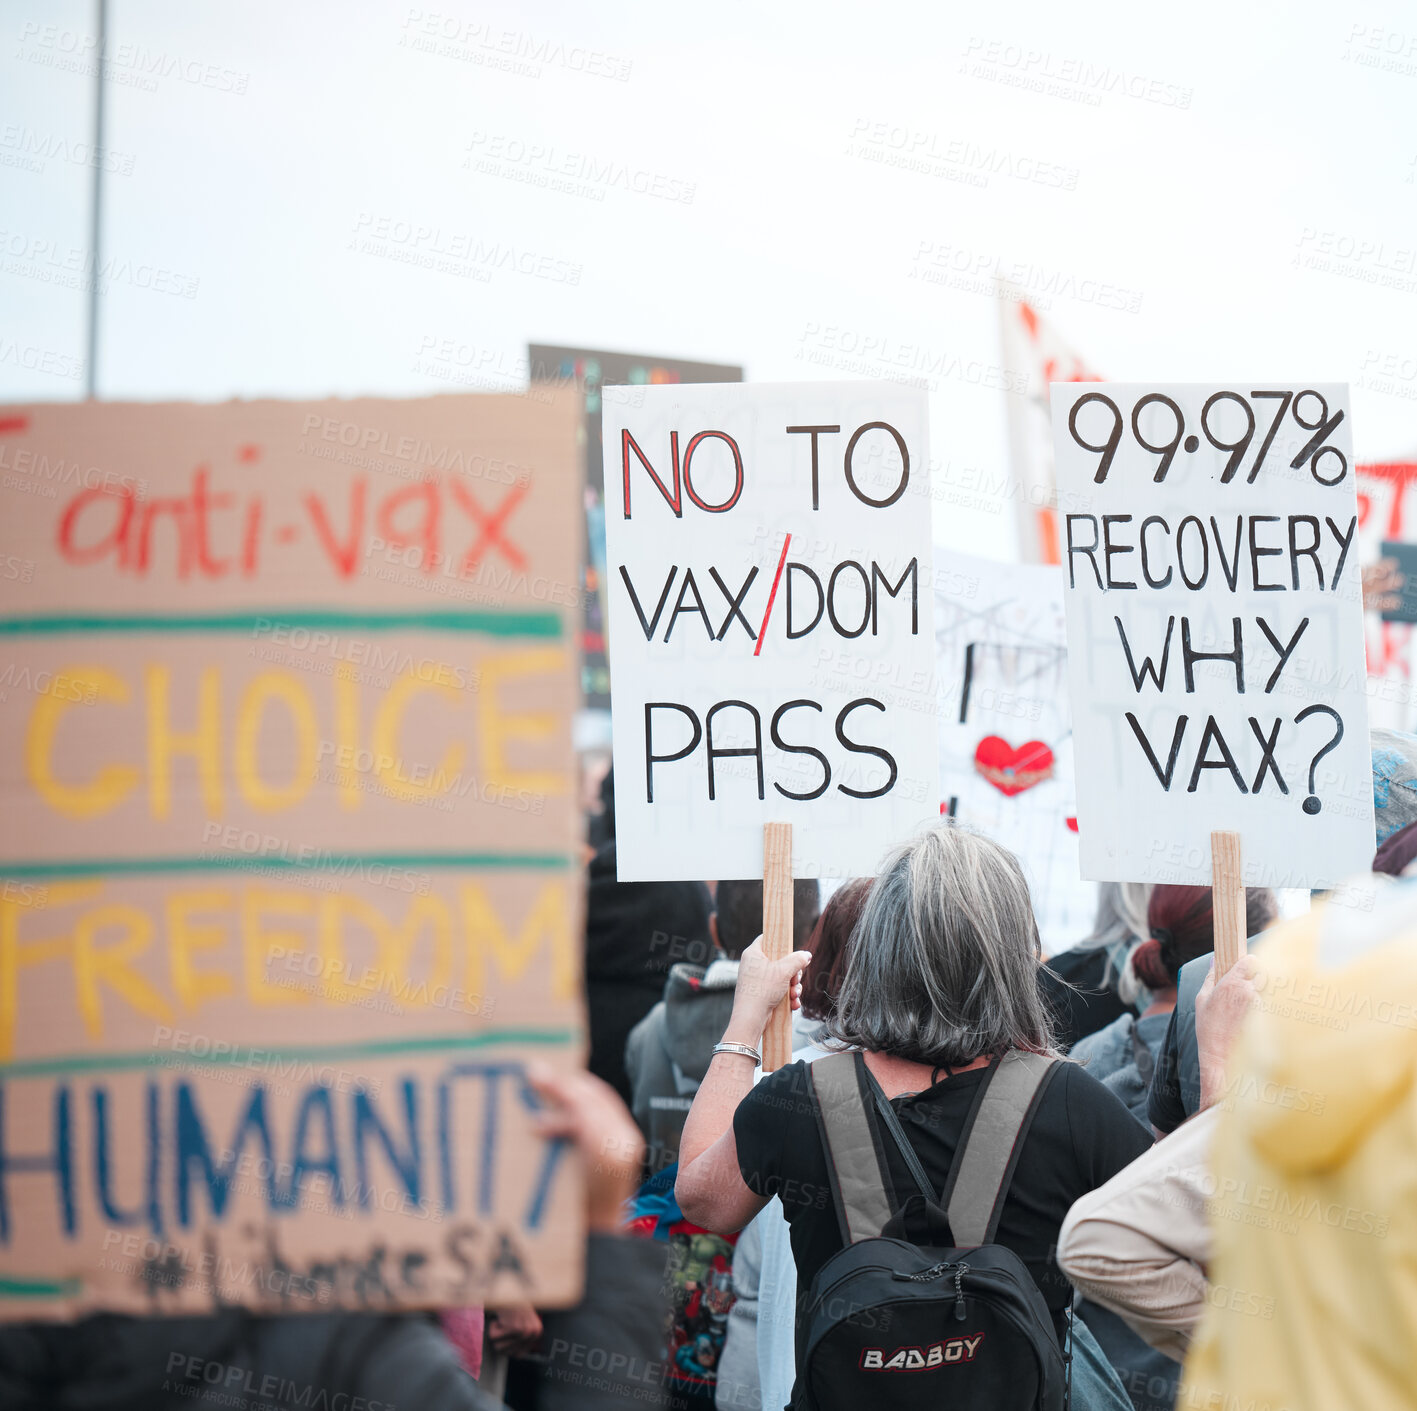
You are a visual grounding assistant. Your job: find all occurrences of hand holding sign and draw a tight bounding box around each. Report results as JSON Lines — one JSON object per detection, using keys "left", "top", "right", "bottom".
{"left": 1052, "top": 382, "right": 1373, "bottom": 889}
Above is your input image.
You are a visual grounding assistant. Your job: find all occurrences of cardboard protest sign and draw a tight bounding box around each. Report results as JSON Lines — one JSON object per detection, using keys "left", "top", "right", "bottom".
{"left": 602, "top": 383, "right": 939, "bottom": 881}
{"left": 0, "top": 394, "right": 586, "bottom": 1319}
{"left": 935, "top": 551, "right": 1094, "bottom": 948}
{"left": 1052, "top": 383, "right": 1374, "bottom": 887}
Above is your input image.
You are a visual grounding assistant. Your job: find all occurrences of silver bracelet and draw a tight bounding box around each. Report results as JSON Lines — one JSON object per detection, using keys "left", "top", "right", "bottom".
{"left": 712, "top": 1040, "right": 762, "bottom": 1066}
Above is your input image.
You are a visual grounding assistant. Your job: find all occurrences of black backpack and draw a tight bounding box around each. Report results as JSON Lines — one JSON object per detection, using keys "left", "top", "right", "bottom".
{"left": 792, "top": 1049, "right": 1069, "bottom": 1411}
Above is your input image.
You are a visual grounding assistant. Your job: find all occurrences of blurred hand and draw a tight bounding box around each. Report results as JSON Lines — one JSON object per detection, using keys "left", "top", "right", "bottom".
{"left": 486, "top": 1301, "right": 543, "bottom": 1357}
{"left": 1195, "top": 953, "right": 1261, "bottom": 1110}
{"left": 726, "top": 934, "right": 812, "bottom": 1041}
{"left": 525, "top": 1064, "right": 644, "bottom": 1232}
{"left": 1362, "top": 557, "right": 1405, "bottom": 614}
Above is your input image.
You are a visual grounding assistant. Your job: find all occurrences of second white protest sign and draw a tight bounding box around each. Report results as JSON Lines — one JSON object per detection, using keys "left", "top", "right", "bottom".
{"left": 1052, "top": 382, "right": 1373, "bottom": 888}
{"left": 603, "top": 382, "right": 939, "bottom": 881}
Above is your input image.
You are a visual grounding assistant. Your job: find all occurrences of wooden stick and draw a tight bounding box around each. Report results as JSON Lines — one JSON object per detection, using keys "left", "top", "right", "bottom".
{"left": 761, "top": 822, "right": 794, "bottom": 1072}
{"left": 1210, "top": 830, "right": 1246, "bottom": 977}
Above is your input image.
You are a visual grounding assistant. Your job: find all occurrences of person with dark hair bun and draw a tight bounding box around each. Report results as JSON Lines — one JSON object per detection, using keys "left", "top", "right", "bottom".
{"left": 1072, "top": 884, "right": 1277, "bottom": 1122}
{"left": 797, "top": 878, "right": 872, "bottom": 1029}
{"left": 1038, "top": 882, "right": 1153, "bottom": 1052}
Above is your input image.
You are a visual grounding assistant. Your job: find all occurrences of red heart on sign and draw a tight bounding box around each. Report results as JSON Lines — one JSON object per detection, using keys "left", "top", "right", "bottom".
{"left": 973, "top": 736, "right": 1055, "bottom": 797}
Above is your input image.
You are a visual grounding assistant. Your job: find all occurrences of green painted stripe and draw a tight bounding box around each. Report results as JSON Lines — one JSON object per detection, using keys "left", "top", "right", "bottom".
{"left": 0, "top": 1026, "right": 579, "bottom": 1080}
{"left": 0, "top": 1277, "right": 81, "bottom": 1299}
{"left": 0, "top": 609, "right": 563, "bottom": 638}
{"left": 0, "top": 852, "right": 572, "bottom": 879}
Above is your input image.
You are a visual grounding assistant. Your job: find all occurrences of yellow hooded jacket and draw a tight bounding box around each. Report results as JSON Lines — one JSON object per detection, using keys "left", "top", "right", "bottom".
{"left": 1183, "top": 878, "right": 1417, "bottom": 1411}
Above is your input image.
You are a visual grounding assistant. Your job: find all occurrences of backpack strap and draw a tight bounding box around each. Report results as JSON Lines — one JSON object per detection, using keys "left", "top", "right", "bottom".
{"left": 808, "top": 1052, "right": 894, "bottom": 1245}
{"left": 941, "top": 1050, "right": 1060, "bottom": 1247}
{"left": 861, "top": 1062, "right": 935, "bottom": 1203}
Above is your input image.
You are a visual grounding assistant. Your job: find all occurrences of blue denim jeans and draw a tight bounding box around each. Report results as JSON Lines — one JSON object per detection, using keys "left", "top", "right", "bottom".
{"left": 1067, "top": 1310, "right": 1135, "bottom": 1411}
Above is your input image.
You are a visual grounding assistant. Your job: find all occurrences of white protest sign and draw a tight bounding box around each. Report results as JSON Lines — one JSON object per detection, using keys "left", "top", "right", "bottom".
{"left": 934, "top": 551, "right": 1095, "bottom": 949}
{"left": 1052, "top": 383, "right": 1374, "bottom": 888}
{"left": 603, "top": 382, "right": 939, "bottom": 881}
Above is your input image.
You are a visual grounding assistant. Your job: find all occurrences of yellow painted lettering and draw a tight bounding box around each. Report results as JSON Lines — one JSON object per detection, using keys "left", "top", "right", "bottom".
{"left": 73, "top": 902, "right": 174, "bottom": 1039}
{"left": 26, "top": 665, "right": 138, "bottom": 819}
{"left": 146, "top": 664, "right": 224, "bottom": 820}
{"left": 334, "top": 662, "right": 361, "bottom": 811}
{"left": 167, "top": 889, "right": 235, "bottom": 1011}
{"left": 476, "top": 649, "right": 567, "bottom": 795}
{"left": 317, "top": 893, "right": 454, "bottom": 1005}
{"left": 371, "top": 672, "right": 465, "bottom": 801}
{"left": 461, "top": 880, "right": 573, "bottom": 1003}
{"left": 241, "top": 887, "right": 312, "bottom": 1005}
{"left": 234, "top": 671, "right": 317, "bottom": 813}
{"left": 0, "top": 881, "right": 98, "bottom": 1059}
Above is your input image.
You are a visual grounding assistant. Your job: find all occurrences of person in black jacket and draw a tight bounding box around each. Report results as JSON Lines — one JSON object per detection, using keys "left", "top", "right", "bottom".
{"left": 583, "top": 771, "right": 714, "bottom": 1105}
{"left": 624, "top": 877, "right": 820, "bottom": 1172}
{"left": 1038, "top": 882, "right": 1152, "bottom": 1051}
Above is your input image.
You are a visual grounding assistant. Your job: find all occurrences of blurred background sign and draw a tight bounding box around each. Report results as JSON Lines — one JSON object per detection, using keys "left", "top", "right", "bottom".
{"left": 0, "top": 392, "right": 588, "bottom": 1320}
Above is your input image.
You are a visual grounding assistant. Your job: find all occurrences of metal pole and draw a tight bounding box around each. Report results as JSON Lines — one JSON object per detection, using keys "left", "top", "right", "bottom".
{"left": 86, "top": 0, "right": 108, "bottom": 399}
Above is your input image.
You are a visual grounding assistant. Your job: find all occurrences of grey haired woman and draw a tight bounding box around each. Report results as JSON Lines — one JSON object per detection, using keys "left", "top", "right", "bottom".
{"left": 677, "top": 823, "right": 1150, "bottom": 1410}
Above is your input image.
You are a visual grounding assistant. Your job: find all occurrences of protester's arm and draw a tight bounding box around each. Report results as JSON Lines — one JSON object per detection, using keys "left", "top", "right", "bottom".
{"left": 675, "top": 935, "right": 810, "bottom": 1233}
{"left": 1058, "top": 960, "right": 1260, "bottom": 1361}
{"left": 524, "top": 1064, "right": 643, "bottom": 1233}
{"left": 1194, "top": 953, "right": 1261, "bottom": 1110}
{"left": 537, "top": 1234, "right": 673, "bottom": 1411}
{"left": 1058, "top": 1105, "right": 1219, "bottom": 1363}
{"left": 524, "top": 1067, "right": 673, "bottom": 1409}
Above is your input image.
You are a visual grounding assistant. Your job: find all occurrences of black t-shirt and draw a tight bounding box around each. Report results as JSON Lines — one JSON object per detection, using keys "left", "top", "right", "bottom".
{"left": 733, "top": 1055, "right": 1152, "bottom": 1343}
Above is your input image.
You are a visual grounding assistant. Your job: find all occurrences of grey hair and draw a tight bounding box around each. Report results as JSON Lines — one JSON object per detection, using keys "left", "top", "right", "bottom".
{"left": 1079, "top": 880, "right": 1154, "bottom": 1007}
{"left": 827, "top": 823, "right": 1055, "bottom": 1066}
{"left": 1072, "top": 881, "right": 1152, "bottom": 955}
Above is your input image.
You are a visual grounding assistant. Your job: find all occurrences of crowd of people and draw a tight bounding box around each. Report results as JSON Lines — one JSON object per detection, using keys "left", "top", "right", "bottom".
{"left": 579, "top": 726, "right": 1417, "bottom": 1411}
{"left": 4, "top": 733, "right": 1417, "bottom": 1410}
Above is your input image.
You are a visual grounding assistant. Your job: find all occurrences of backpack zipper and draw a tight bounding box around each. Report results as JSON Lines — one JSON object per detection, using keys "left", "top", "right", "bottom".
{"left": 892, "top": 1259, "right": 960, "bottom": 1284}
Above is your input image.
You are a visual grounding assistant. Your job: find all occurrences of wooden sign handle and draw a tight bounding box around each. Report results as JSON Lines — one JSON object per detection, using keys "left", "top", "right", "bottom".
{"left": 1210, "top": 830, "right": 1246, "bottom": 977}
{"left": 761, "top": 822, "right": 794, "bottom": 1072}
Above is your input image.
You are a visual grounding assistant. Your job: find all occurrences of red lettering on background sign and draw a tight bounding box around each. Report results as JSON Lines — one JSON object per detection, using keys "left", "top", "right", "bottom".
{"left": 303, "top": 478, "right": 367, "bottom": 579}
{"left": 378, "top": 480, "right": 442, "bottom": 572}
{"left": 450, "top": 481, "right": 528, "bottom": 573}
{"left": 58, "top": 486, "right": 137, "bottom": 565}
{"left": 1356, "top": 462, "right": 1417, "bottom": 540}
{"left": 49, "top": 462, "right": 532, "bottom": 584}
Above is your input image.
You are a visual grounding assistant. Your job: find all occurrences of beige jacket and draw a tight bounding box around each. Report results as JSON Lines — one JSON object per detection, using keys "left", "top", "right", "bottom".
{"left": 1057, "top": 1106, "right": 1218, "bottom": 1363}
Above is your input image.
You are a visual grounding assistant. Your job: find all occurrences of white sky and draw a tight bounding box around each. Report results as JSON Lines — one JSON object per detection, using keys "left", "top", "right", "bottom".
{"left": 4, "top": 0, "right": 1417, "bottom": 560}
